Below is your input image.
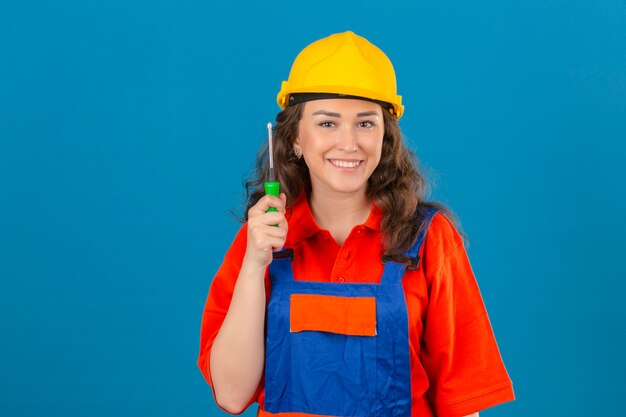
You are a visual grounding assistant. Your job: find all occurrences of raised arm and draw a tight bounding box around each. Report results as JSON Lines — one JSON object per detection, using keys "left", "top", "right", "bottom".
{"left": 209, "top": 194, "right": 287, "bottom": 414}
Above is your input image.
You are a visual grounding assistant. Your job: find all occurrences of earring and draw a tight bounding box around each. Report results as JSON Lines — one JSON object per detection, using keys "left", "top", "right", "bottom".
{"left": 294, "top": 147, "right": 302, "bottom": 159}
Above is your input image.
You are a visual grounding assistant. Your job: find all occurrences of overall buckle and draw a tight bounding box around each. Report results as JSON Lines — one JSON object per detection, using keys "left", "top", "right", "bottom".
{"left": 272, "top": 248, "right": 294, "bottom": 262}
{"left": 381, "top": 254, "right": 420, "bottom": 270}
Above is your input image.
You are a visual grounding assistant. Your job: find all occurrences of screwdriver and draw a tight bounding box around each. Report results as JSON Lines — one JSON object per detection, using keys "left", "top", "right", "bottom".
{"left": 264, "top": 122, "right": 280, "bottom": 212}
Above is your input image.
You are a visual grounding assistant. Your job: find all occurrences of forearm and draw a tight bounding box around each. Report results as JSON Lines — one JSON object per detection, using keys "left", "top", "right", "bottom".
{"left": 210, "top": 260, "right": 267, "bottom": 413}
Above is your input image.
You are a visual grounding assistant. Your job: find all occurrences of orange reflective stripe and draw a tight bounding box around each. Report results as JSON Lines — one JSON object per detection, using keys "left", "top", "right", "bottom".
{"left": 290, "top": 294, "right": 376, "bottom": 336}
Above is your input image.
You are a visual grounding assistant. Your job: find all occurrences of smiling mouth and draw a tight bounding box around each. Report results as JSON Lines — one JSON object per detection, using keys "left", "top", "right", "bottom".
{"left": 328, "top": 159, "right": 363, "bottom": 168}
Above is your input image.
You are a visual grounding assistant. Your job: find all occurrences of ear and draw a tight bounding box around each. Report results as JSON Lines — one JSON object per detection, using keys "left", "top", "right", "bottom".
{"left": 293, "top": 140, "right": 303, "bottom": 159}
{"left": 293, "top": 138, "right": 302, "bottom": 153}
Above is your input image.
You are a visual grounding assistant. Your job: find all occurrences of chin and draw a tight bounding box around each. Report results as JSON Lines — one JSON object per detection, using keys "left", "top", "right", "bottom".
{"left": 328, "top": 182, "right": 368, "bottom": 195}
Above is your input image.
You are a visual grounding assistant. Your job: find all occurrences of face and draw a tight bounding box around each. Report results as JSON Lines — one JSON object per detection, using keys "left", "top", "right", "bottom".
{"left": 296, "top": 99, "right": 385, "bottom": 197}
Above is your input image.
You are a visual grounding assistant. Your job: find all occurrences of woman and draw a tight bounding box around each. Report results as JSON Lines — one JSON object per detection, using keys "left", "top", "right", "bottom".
{"left": 198, "top": 31, "right": 514, "bottom": 417}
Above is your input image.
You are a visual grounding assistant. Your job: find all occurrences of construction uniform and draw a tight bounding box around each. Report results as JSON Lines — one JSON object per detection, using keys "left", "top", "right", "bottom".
{"left": 198, "top": 193, "right": 514, "bottom": 417}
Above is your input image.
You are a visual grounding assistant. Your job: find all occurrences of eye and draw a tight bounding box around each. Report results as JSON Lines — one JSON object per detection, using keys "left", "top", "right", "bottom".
{"left": 319, "top": 121, "right": 336, "bottom": 128}
{"left": 357, "top": 120, "right": 375, "bottom": 128}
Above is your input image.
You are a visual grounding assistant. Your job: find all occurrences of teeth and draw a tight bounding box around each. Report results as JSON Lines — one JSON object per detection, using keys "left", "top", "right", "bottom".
{"left": 331, "top": 160, "right": 361, "bottom": 168}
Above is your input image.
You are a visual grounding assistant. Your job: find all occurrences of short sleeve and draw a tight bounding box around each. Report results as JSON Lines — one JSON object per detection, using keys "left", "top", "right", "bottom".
{"left": 197, "top": 223, "right": 265, "bottom": 410}
{"left": 421, "top": 214, "right": 514, "bottom": 417}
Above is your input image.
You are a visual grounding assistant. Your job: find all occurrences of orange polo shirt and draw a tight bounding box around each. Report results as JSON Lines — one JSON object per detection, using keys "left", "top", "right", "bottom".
{"left": 198, "top": 193, "right": 514, "bottom": 417}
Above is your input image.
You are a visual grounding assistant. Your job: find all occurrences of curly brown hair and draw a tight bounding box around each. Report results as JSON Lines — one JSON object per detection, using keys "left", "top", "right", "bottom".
{"left": 242, "top": 103, "right": 459, "bottom": 260}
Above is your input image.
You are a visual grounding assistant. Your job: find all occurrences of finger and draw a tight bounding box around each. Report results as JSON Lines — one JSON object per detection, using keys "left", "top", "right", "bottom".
{"left": 266, "top": 194, "right": 286, "bottom": 213}
{"left": 269, "top": 237, "right": 287, "bottom": 252}
{"left": 248, "top": 223, "right": 287, "bottom": 244}
{"left": 249, "top": 195, "right": 285, "bottom": 216}
{"left": 253, "top": 211, "right": 286, "bottom": 227}
{"left": 255, "top": 236, "right": 285, "bottom": 253}
{"left": 276, "top": 216, "right": 289, "bottom": 231}
{"left": 261, "top": 224, "right": 287, "bottom": 240}
{"left": 247, "top": 221, "right": 287, "bottom": 244}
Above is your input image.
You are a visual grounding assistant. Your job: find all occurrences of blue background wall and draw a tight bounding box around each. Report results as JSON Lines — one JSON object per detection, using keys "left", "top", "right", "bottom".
{"left": 1, "top": 1, "right": 625, "bottom": 416}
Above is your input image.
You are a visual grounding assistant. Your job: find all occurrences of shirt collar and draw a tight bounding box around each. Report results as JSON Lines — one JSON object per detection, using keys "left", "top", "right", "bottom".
{"left": 286, "top": 192, "right": 382, "bottom": 246}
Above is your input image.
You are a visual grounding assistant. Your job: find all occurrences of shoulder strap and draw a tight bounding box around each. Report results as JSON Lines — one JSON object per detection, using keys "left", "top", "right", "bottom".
{"left": 404, "top": 206, "right": 439, "bottom": 264}
{"left": 381, "top": 206, "right": 439, "bottom": 270}
{"left": 379, "top": 206, "right": 439, "bottom": 284}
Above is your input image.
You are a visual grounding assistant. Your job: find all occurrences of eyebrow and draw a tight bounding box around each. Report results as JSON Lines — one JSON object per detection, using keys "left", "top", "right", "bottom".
{"left": 312, "top": 110, "right": 341, "bottom": 117}
{"left": 311, "top": 110, "right": 381, "bottom": 118}
{"left": 356, "top": 111, "right": 380, "bottom": 117}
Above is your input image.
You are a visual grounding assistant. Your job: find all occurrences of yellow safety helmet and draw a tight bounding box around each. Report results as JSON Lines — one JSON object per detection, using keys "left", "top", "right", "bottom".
{"left": 277, "top": 31, "right": 404, "bottom": 119}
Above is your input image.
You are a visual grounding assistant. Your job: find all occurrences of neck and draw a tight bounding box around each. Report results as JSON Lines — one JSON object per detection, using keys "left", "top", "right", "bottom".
{"left": 309, "top": 189, "right": 371, "bottom": 244}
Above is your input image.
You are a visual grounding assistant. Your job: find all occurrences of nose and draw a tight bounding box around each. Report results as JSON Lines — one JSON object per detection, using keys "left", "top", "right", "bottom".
{"left": 337, "top": 125, "right": 358, "bottom": 153}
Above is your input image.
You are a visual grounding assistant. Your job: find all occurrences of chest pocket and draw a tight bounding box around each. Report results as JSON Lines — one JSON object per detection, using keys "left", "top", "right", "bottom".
{"left": 290, "top": 293, "right": 377, "bottom": 336}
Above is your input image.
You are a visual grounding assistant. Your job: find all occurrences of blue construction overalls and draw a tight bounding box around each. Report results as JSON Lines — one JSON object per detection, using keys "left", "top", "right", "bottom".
{"left": 263, "top": 206, "right": 439, "bottom": 417}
